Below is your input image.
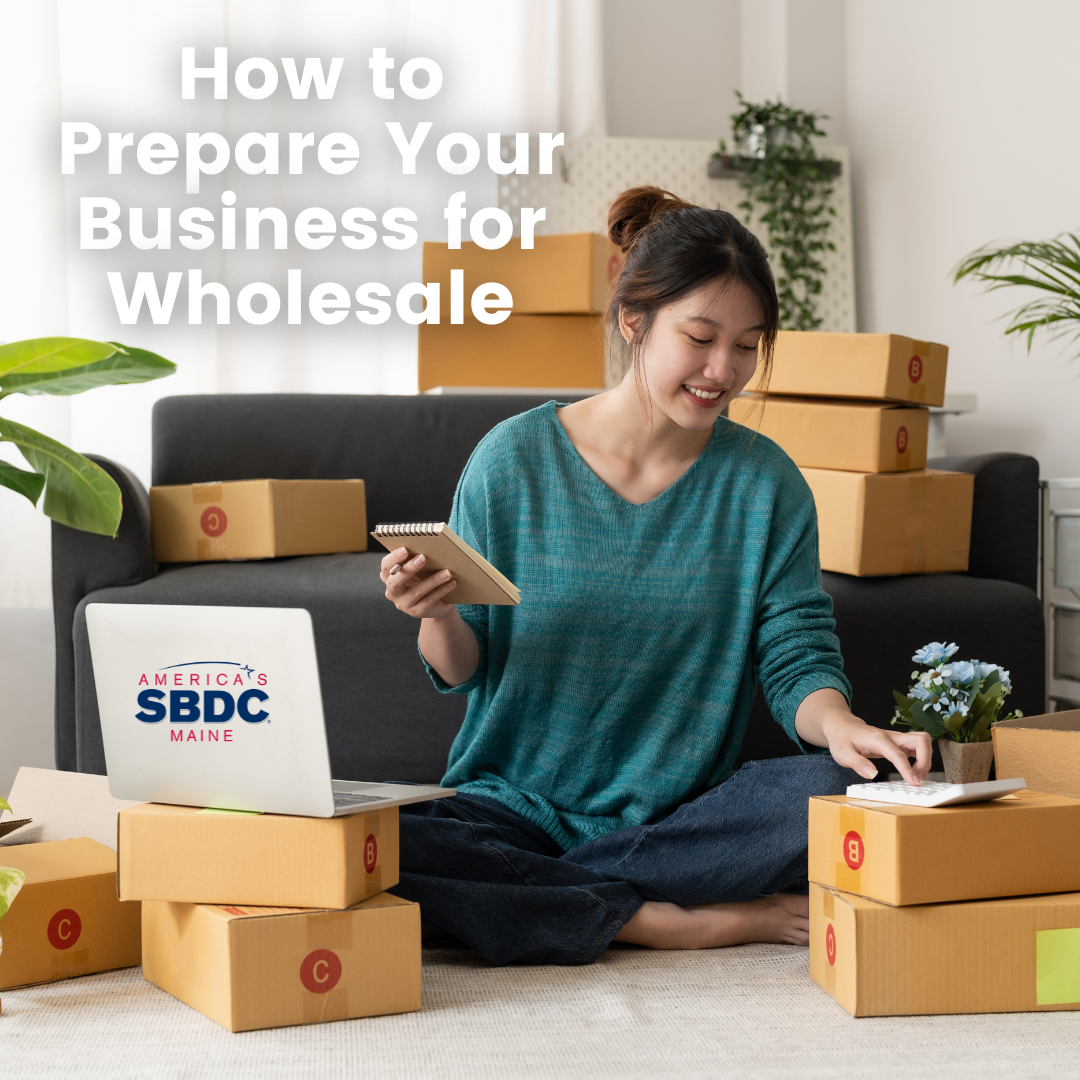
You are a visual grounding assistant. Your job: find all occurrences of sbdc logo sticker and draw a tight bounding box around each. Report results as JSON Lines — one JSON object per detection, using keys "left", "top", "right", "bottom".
{"left": 300, "top": 948, "right": 342, "bottom": 993}
{"left": 200, "top": 506, "right": 228, "bottom": 537}
{"left": 908, "top": 355, "right": 923, "bottom": 383}
{"left": 896, "top": 425, "right": 909, "bottom": 454}
{"left": 825, "top": 923, "right": 837, "bottom": 966}
{"left": 364, "top": 834, "right": 378, "bottom": 874}
{"left": 47, "top": 908, "right": 82, "bottom": 950}
{"left": 842, "top": 830, "right": 864, "bottom": 870}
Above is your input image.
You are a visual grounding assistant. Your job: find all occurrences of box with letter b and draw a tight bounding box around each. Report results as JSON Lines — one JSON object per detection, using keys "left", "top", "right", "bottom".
{"left": 808, "top": 790, "right": 1080, "bottom": 906}
{"left": 118, "top": 803, "right": 397, "bottom": 909}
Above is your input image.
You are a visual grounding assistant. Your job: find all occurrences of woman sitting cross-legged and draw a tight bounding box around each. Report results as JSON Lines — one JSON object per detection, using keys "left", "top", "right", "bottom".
{"left": 381, "top": 185, "right": 931, "bottom": 966}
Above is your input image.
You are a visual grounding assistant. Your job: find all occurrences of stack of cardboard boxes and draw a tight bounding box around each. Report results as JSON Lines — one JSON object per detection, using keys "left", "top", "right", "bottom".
{"left": 418, "top": 233, "right": 620, "bottom": 392}
{"left": 122, "top": 802, "right": 420, "bottom": 1032}
{"left": 808, "top": 777, "right": 1080, "bottom": 1017}
{"left": 731, "top": 332, "right": 974, "bottom": 576}
{"left": 0, "top": 786, "right": 420, "bottom": 1032}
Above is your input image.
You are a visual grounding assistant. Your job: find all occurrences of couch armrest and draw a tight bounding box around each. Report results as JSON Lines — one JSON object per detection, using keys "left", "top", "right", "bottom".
{"left": 51, "top": 455, "right": 155, "bottom": 770}
{"left": 928, "top": 452, "right": 1039, "bottom": 591}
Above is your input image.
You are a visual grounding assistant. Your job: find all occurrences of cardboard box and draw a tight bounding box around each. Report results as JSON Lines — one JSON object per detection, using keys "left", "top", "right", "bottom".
{"left": 418, "top": 313, "right": 604, "bottom": 392}
{"left": 747, "top": 331, "right": 948, "bottom": 406}
{"left": 811, "top": 882, "right": 1080, "bottom": 1017}
{"left": 994, "top": 711, "right": 1080, "bottom": 799}
{"left": 801, "top": 467, "right": 973, "bottom": 575}
{"left": 809, "top": 790, "right": 1080, "bottom": 906}
{"left": 0, "top": 838, "right": 140, "bottom": 989}
{"left": 149, "top": 479, "right": 367, "bottom": 563}
{"left": 118, "top": 804, "right": 397, "bottom": 909}
{"left": 142, "top": 893, "right": 420, "bottom": 1032}
{"left": 728, "top": 394, "right": 929, "bottom": 472}
{"left": 422, "top": 233, "right": 622, "bottom": 315}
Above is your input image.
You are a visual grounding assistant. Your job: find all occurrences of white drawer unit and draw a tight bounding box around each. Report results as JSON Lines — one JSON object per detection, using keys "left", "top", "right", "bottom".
{"left": 1043, "top": 480, "right": 1080, "bottom": 710}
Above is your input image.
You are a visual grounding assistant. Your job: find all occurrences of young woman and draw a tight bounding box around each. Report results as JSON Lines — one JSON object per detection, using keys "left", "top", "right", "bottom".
{"left": 381, "top": 186, "right": 930, "bottom": 966}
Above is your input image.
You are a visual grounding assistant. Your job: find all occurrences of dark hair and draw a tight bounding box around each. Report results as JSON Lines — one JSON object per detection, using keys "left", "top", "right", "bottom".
{"left": 605, "top": 185, "right": 778, "bottom": 388}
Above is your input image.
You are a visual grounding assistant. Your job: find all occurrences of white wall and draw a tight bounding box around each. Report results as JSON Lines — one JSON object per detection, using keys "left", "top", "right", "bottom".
{"left": 602, "top": 0, "right": 741, "bottom": 142}
{"left": 845, "top": 1, "right": 1080, "bottom": 479}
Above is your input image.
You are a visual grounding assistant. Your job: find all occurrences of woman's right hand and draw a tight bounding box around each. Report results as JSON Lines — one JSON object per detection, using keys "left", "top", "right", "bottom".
{"left": 380, "top": 547, "right": 458, "bottom": 619}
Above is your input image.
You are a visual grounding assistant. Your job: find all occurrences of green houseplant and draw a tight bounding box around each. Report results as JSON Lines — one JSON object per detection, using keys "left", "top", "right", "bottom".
{"left": 890, "top": 642, "right": 1022, "bottom": 783}
{"left": 714, "top": 93, "right": 839, "bottom": 331}
{"left": 953, "top": 232, "right": 1080, "bottom": 362}
{"left": 0, "top": 338, "right": 175, "bottom": 536}
{"left": 0, "top": 796, "right": 27, "bottom": 999}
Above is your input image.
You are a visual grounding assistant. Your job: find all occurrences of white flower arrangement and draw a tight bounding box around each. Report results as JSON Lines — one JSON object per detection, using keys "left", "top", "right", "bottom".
{"left": 891, "top": 642, "right": 1021, "bottom": 743}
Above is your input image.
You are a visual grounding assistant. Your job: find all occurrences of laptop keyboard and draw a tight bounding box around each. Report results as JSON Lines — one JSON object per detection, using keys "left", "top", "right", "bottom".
{"left": 333, "top": 792, "right": 389, "bottom": 807}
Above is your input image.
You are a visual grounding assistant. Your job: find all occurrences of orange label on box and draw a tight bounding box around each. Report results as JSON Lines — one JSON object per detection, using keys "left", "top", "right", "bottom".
{"left": 908, "top": 355, "right": 923, "bottom": 382}
{"left": 47, "top": 908, "right": 82, "bottom": 950}
{"left": 896, "top": 426, "right": 909, "bottom": 453}
{"left": 300, "top": 948, "right": 342, "bottom": 993}
{"left": 843, "top": 830, "right": 865, "bottom": 870}
{"left": 825, "top": 922, "right": 837, "bottom": 966}
{"left": 200, "top": 506, "right": 228, "bottom": 537}
{"left": 364, "top": 835, "right": 378, "bottom": 874}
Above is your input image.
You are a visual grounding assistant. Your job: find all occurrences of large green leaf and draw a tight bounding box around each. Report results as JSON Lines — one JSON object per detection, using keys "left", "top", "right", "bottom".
{"left": 0, "top": 460, "right": 45, "bottom": 505}
{"left": 0, "top": 340, "right": 175, "bottom": 397}
{"left": 0, "top": 418, "right": 121, "bottom": 535}
{"left": 0, "top": 338, "right": 118, "bottom": 379}
{"left": 0, "top": 866, "right": 26, "bottom": 921}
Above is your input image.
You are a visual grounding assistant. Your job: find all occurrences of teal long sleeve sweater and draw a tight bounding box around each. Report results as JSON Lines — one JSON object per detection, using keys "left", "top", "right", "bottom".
{"left": 424, "top": 402, "right": 850, "bottom": 851}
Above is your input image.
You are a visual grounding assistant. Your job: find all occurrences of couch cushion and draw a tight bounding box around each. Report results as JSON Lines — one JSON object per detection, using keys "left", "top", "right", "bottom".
{"left": 72, "top": 552, "right": 464, "bottom": 782}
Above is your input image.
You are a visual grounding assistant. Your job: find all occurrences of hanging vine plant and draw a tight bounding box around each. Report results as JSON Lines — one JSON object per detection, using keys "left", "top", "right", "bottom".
{"left": 715, "top": 93, "right": 839, "bottom": 330}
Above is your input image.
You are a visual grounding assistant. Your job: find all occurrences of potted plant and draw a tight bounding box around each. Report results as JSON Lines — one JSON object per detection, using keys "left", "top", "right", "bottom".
{"left": 953, "top": 232, "right": 1080, "bottom": 361}
{"left": 0, "top": 796, "right": 26, "bottom": 1016}
{"left": 0, "top": 338, "right": 174, "bottom": 535}
{"left": 890, "top": 642, "right": 1022, "bottom": 783}
{"left": 710, "top": 93, "right": 841, "bottom": 331}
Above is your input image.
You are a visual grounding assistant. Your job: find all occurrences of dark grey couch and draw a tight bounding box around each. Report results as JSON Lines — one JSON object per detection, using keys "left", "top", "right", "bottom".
{"left": 51, "top": 394, "right": 1046, "bottom": 783}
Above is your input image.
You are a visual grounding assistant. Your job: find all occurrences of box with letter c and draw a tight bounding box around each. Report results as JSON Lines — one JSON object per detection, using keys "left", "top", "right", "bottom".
{"left": 0, "top": 838, "right": 141, "bottom": 990}
{"left": 149, "top": 479, "right": 367, "bottom": 563}
{"left": 811, "top": 882, "right": 1080, "bottom": 1017}
{"left": 142, "top": 893, "right": 421, "bottom": 1031}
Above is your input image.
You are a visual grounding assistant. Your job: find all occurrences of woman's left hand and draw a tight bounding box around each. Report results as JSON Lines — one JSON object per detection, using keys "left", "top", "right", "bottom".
{"left": 794, "top": 688, "right": 932, "bottom": 785}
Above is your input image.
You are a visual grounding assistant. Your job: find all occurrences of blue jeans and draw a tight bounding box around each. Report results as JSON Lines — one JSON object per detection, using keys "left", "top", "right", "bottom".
{"left": 389, "top": 755, "right": 858, "bottom": 966}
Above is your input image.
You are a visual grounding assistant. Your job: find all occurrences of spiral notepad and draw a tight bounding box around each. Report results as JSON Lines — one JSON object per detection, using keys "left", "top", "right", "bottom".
{"left": 371, "top": 522, "right": 521, "bottom": 606}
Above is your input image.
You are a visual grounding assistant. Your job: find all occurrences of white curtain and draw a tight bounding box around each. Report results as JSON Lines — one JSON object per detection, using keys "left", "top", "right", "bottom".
{"left": 0, "top": 0, "right": 605, "bottom": 606}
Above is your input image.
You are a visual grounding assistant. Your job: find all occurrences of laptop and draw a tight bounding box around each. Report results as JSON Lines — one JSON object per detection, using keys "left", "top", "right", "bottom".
{"left": 85, "top": 603, "right": 455, "bottom": 818}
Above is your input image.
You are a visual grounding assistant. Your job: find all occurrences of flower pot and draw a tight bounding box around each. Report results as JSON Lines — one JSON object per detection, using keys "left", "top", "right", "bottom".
{"left": 939, "top": 739, "right": 995, "bottom": 785}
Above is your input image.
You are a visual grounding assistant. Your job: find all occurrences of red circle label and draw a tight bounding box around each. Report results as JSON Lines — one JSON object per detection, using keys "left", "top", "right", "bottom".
{"left": 364, "top": 834, "right": 378, "bottom": 874}
{"left": 826, "top": 923, "right": 837, "bottom": 966}
{"left": 896, "top": 425, "right": 909, "bottom": 453}
{"left": 47, "top": 908, "right": 82, "bottom": 950}
{"left": 843, "top": 830, "right": 865, "bottom": 870}
{"left": 200, "top": 506, "right": 228, "bottom": 537}
{"left": 908, "top": 355, "right": 923, "bottom": 383}
{"left": 300, "top": 948, "right": 342, "bottom": 993}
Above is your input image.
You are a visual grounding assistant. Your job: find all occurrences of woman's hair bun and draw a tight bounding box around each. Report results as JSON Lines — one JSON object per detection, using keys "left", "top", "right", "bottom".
{"left": 607, "top": 185, "right": 696, "bottom": 252}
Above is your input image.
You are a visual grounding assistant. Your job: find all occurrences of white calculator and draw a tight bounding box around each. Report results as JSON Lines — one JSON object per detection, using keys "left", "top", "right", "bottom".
{"left": 845, "top": 777, "right": 1027, "bottom": 807}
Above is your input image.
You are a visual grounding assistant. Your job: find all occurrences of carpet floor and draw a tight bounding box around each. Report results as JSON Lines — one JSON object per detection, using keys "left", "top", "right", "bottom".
{"left": 3, "top": 944, "right": 1077, "bottom": 1079}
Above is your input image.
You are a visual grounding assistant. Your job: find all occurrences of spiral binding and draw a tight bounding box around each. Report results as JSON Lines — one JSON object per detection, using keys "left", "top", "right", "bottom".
{"left": 373, "top": 521, "right": 446, "bottom": 536}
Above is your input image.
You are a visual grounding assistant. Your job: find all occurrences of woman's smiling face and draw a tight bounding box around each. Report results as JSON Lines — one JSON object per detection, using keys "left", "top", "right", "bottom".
{"left": 619, "top": 280, "right": 765, "bottom": 431}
